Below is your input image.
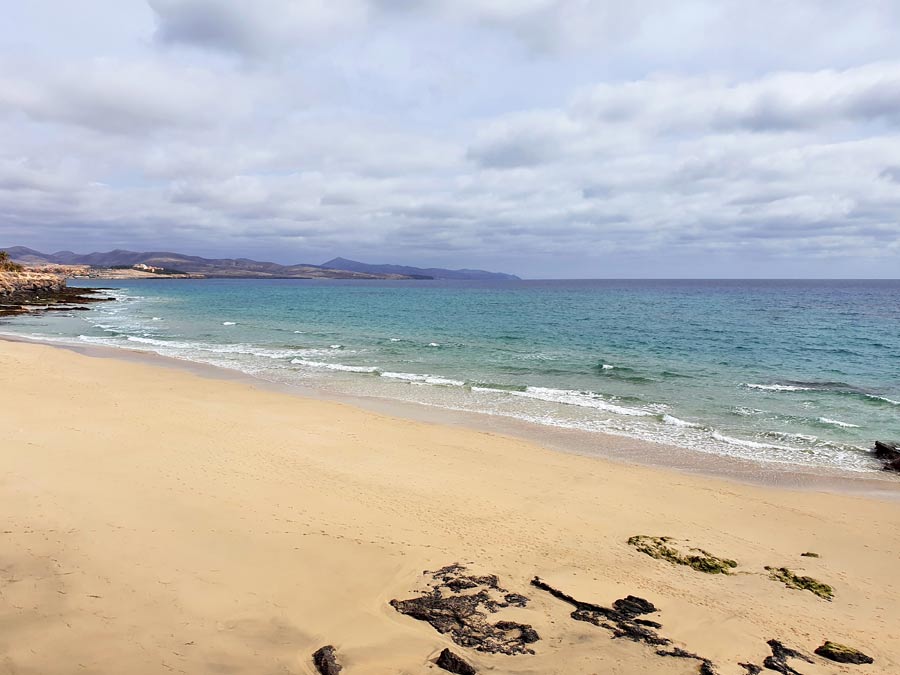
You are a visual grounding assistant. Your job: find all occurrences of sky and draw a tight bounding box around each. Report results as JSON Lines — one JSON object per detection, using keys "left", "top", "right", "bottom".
{"left": 1, "top": 1, "right": 900, "bottom": 278}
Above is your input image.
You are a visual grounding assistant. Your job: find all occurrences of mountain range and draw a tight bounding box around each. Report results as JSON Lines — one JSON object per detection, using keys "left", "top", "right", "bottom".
{"left": 3, "top": 247, "right": 520, "bottom": 281}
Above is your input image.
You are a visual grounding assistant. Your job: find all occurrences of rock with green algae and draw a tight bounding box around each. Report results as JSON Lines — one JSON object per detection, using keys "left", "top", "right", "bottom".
{"left": 814, "top": 641, "right": 874, "bottom": 665}
{"left": 627, "top": 535, "right": 738, "bottom": 574}
{"left": 765, "top": 566, "right": 834, "bottom": 601}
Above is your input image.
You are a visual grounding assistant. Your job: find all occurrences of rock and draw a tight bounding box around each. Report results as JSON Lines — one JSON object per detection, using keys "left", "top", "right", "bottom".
{"left": 800, "top": 552, "right": 819, "bottom": 558}
{"left": 436, "top": 648, "right": 477, "bottom": 674}
{"left": 814, "top": 641, "right": 874, "bottom": 665}
{"left": 873, "top": 441, "right": 900, "bottom": 472}
{"left": 614, "top": 595, "right": 658, "bottom": 617}
{"left": 739, "top": 664, "right": 763, "bottom": 674}
{"left": 312, "top": 645, "right": 342, "bottom": 675}
{"left": 531, "top": 576, "right": 667, "bottom": 645}
{"left": 390, "top": 564, "right": 539, "bottom": 655}
{"left": 765, "top": 567, "right": 833, "bottom": 601}
{"left": 0, "top": 270, "right": 113, "bottom": 311}
{"left": 657, "top": 647, "right": 719, "bottom": 675}
{"left": 504, "top": 593, "right": 529, "bottom": 607}
{"left": 531, "top": 577, "right": 720, "bottom": 674}
{"left": 627, "top": 535, "right": 738, "bottom": 574}
{"left": 761, "top": 639, "right": 813, "bottom": 675}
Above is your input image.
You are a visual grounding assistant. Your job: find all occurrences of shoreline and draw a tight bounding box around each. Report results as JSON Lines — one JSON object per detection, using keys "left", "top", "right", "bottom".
{"left": 2, "top": 331, "right": 897, "bottom": 499}
{"left": 2, "top": 337, "right": 899, "bottom": 673}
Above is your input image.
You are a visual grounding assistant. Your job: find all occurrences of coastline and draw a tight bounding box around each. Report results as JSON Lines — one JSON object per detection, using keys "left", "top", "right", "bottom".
{"left": 3, "top": 331, "right": 898, "bottom": 497}
{"left": 1, "top": 337, "right": 899, "bottom": 674}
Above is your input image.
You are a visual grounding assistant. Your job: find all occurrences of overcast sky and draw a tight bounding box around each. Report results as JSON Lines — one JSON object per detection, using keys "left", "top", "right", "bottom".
{"left": 2, "top": 1, "right": 899, "bottom": 277}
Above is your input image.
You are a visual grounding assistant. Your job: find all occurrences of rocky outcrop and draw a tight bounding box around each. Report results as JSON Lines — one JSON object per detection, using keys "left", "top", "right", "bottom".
{"left": 436, "top": 648, "right": 477, "bottom": 674}
{"left": 814, "top": 641, "right": 874, "bottom": 665}
{"left": 873, "top": 441, "right": 900, "bottom": 472}
{"left": 0, "top": 271, "right": 66, "bottom": 304}
{"left": 390, "top": 564, "right": 539, "bottom": 656}
{"left": 0, "top": 271, "right": 111, "bottom": 317}
{"left": 312, "top": 645, "right": 342, "bottom": 675}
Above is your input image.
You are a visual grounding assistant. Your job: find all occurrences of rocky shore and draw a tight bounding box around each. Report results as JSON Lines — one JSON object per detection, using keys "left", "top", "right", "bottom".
{"left": 0, "top": 270, "right": 112, "bottom": 317}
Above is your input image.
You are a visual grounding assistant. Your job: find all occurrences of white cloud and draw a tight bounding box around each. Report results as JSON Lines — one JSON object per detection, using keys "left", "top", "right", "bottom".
{"left": 1, "top": 1, "right": 899, "bottom": 276}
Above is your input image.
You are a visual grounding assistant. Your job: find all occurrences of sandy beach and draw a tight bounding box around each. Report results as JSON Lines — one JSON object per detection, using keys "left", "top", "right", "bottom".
{"left": 1, "top": 338, "right": 898, "bottom": 675}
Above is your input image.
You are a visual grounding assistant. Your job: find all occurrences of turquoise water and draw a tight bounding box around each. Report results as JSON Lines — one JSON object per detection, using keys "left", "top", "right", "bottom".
{"left": 4, "top": 278, "right": 899, "bottom": 473}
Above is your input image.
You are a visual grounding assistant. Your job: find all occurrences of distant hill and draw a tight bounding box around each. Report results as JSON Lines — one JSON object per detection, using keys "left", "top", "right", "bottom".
{"left": 321, "top": 257, "right": 520, "bottom": 281}
{"left": 3, "top": 247, "right": 519, "bottom": 281}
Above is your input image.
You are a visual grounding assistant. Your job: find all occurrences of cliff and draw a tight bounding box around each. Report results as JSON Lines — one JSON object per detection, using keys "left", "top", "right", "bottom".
{"left": 0, "top": 270, "right": 67, "bottom": 304}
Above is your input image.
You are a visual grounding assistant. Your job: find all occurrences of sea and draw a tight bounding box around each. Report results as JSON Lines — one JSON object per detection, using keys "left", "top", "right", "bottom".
{"left": 4, "top": 278, "right": 899, "bottom": 475}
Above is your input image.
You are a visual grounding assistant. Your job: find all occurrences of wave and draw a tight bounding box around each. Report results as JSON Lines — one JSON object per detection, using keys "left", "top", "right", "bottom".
{"left": 381, "top": 371, "right": 465, "bottom": 387}
{"left": 863, "top": 393, "right": 900, "bottom": 406}
{"left": 469, "top": 382, "right": 529, "bottom": 393}
{"left": 507, "top": 387, "right": 656, "bottom": 417}
{"left": 710, "top": 431, "right": 795, "bottom": 452}
{"left": 290, "top": 359, "right": 378, "bottom": 374}
{"left": 743, "top": 383, "right": 814, "bottom": 392}
{"left": 731, "top": 406, "right": 765, "bottom": 416}
{"left": 816, "top": 417, "right": 860, "bottom": 429}
{"left": 594, "top": 363, "right": 657, "bottom": 384}
{"left": 660, "top": 414, "right": 704, "bottom": 429}
{"left": 222, "top": 322, "right": 237, "bottom": 326}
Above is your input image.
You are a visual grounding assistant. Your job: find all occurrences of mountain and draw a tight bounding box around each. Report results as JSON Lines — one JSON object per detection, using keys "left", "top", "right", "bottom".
{"left": 3, "top": 247, "right": 400, "bottom": 279}
{"left": 321, "top": 257, "right": 520, "bottom": 281}
{"left": 3, "top": 248, "right": 520, "bottom": 281}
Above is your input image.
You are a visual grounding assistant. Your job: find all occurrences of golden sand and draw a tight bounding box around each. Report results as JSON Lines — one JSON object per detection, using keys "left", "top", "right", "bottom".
{"left": 1, "top": 339, "right": 897, "bottom": 674}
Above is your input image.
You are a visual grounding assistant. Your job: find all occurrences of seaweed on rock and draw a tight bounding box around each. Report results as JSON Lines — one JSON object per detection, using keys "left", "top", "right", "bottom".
{"left": 765, "top": 567, "right": 834, "bottom": 601}
{"left": 814, "top": 641, "right": 874, "bottom": 665}
{"left": 627, "top": 535, "right": 738, "bottom": 574}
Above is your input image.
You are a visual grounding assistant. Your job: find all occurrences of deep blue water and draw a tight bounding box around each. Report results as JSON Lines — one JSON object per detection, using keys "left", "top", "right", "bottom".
{"left": 5, "top": 278, "right": 899, "bottom": 472}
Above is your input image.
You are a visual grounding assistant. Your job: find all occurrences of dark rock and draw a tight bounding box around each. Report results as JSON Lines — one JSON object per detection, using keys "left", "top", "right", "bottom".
{"left": 739, "top": 664, "right": 763, "bottom": 674}
{"left": 874, "top": 441, "right": 900, "bottom": 472}
{"left": 657, "top": 647, "right": 719, "bottom": 675}
{"left": 760, "top": 639, "right": 814, "bottom": 675}
{"left": 436, "top": 647, "right": 477, "bottom": 674}
{"left": 531, "top": 576, "right": 719, "bottom": 673}
{"left": 614, "top": 595, "right": 657, "bottom": 617}
{"left": 531, "top": 577, "right": 667, "bottom": 644}
{"left": 814, "top": 641, "right": 874, "bottom": 665}
{"left": 390, "top": 564, "right": 538, "bottom": 655}
{"left": 504, "top": 593, "right": 529, "bottom": 607}
{"left": 312, "top": 645, "right": 342, "bottom": 675}
{"left": 874, "top": 440, "right": 899, "bottom": 460}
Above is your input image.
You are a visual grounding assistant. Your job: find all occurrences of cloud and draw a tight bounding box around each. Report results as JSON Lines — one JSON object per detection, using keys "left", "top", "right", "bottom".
{"left": 0, "top": 58, "right": 246, "bottom": 135}
{"left": 148, "top": 0, "right": 369, "bottom": 58}
{"left": 574, "top": 63, "right": 900, "bottom": 134}
{"left": 2, "top": 1, "right": 900, "bottom": 276}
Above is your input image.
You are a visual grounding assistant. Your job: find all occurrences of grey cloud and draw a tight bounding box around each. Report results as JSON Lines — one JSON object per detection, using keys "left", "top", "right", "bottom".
{"left": 881, "top": 167, "right": 900, "bottom": 183}
{"left": 148, "top": 0, "right": 368, "bottom": 57}
{"left": 0, "top": 59, "right": 241, "bottom": 136}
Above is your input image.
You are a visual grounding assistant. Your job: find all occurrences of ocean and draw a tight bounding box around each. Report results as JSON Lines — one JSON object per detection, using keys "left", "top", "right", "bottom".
{"left": 4, "top": 278, "right": 899, "bottom": 474}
